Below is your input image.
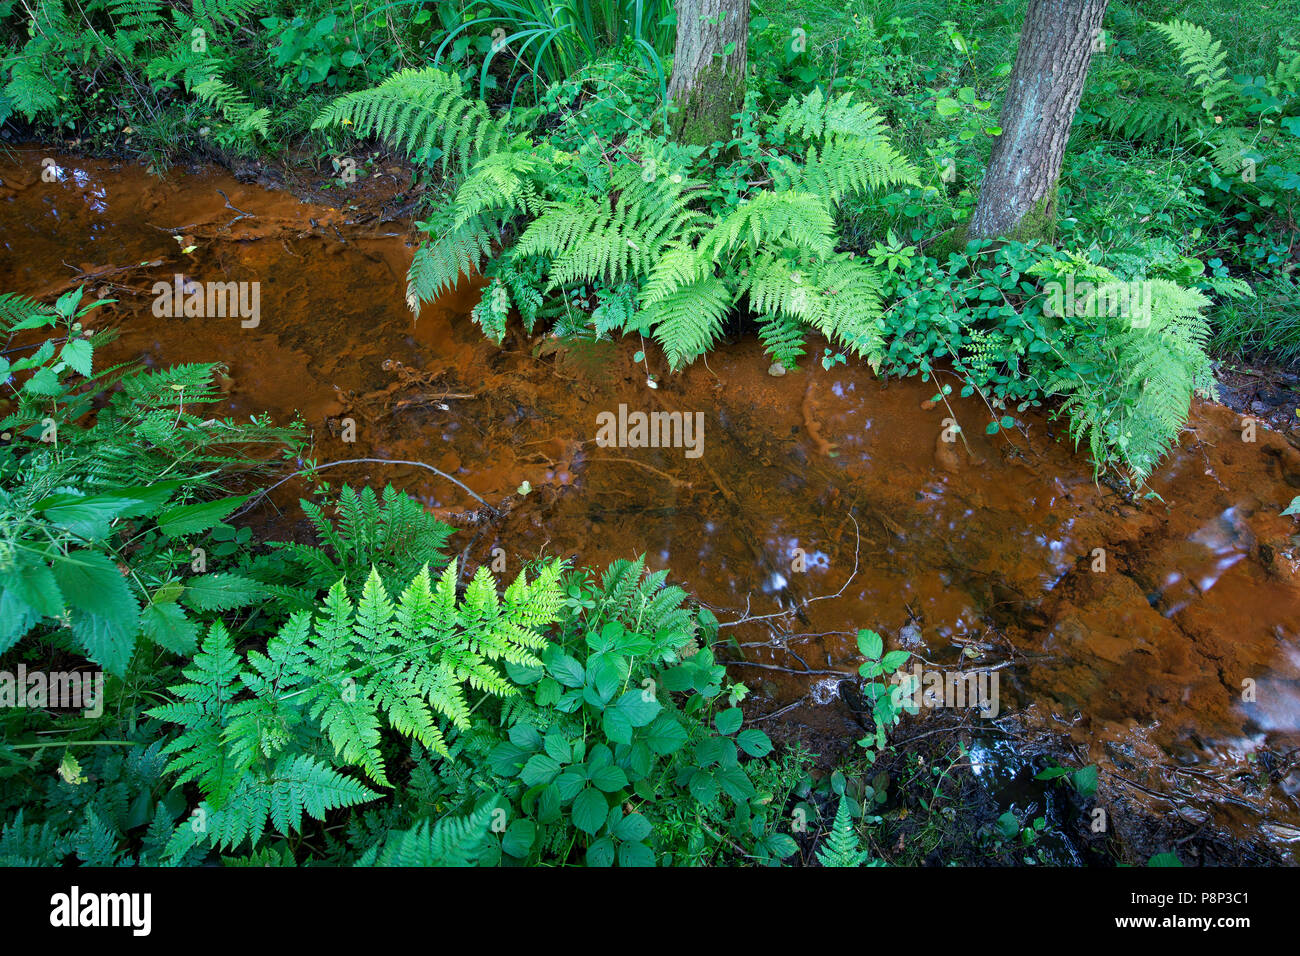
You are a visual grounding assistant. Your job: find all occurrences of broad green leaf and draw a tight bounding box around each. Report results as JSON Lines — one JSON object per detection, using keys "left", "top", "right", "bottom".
{"left": 586, "top": 836, "right": 616, "bottom": 867}
{"left": 59, "top": 339, "right": 93, "bottom": 377}
{"left": 501, "top": 819, "right": 535, "bottom": 858}
{"left": 612, "top": 690, "right": 660, "bottom": 727}
{"left": 588, "top": 763, "right": 629, "bottom": 793}
{"left": 158, "top": 496, "right": 249, "bottom": 538}
{"left": 36, "top": 491, "right": 145, "bottom": 540}
{"left": 571, "top": 787, "right": 607, "bottom": 835}
{"left": 544, "top": 648, "right": 586, "bottom": 688}
{"left": 179, "top": 574, "right": 265, "bottom": 611}
{"left": 715, "top": 707, "right": 743, "bottom": 735}
{"left": 737, "top": 728, "right": 774, "bottom": 757}
{"left": 618, "top": 840, "right": 655, "bottom": 867}
{"left": 881, "top": 650, "right": 910, "bottom": 672}
{"left": 643, "top": 713, "right": 688, "bottom": 755}
{"left": 51, "top": 549, "right": 139, "bottom": 675}
{"left": 5, "top": 556, "right": 64, "bottom": 619}
{"left": 140, "top": 602, "right": 198, "bottom": 655}
{"left": 611, "top": 813, "right": 651, "bottom": 845}
{"left": 520, "top": 753, "right": 562, "bottom": 786}
{"left": 857, "top": 629, "right": 883, "bottom": 660}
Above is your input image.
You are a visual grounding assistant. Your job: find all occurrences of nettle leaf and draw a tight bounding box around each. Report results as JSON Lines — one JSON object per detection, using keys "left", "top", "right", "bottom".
{"left": 5, "top": 555, "right": 64, "bottom": 620}
{"left": 23, "top": 366, "right": 63, "bottom": 396}
{"left": 158, "top": 496, "right": 250, "bottom": 538}
{"left": 51, "top": 549, "right": 139, "bottom": 675}
{"left": 140, "top": 602, "right": 199, "bottom": 655}
{"left": 59, "top": 339, "right": 93, "bottom": 377}
{"left": 180, "top": 574, "right": 265, "bottom": 611}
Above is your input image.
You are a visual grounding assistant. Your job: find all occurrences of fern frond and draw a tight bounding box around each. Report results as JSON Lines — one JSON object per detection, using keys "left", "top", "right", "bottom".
{"left": 356, "top": 803, "right": 496, "bottom": 866}
{"left": 1150, "top": 20, "right": 1234, "bottom": 110}
{"left": 313, "top": 68, "right": 510, "bottom": 172}
{"left": 816, "top": 796, "right": 874, "bottom": 867}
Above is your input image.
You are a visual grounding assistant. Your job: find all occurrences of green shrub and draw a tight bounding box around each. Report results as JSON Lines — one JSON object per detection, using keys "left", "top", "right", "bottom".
{"left": 0, "top": 288, "right": 301, "bottom": 674}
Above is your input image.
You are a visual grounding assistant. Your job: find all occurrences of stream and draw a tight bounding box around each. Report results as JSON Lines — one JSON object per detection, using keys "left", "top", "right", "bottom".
{"left": 4, "top": 149, "right": 1300, "bottom": 862}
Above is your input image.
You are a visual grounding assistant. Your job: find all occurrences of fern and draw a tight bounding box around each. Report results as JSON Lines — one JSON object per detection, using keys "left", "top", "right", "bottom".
{"left": 1150, "top": 20, "right": 1235, "bottom": 111}
{"left": 251, "top": 484, "right": 455, "bottom": 608}
{"left": 149, "top": 559, "right": 564, "bottom": 852}
{"left": 356, "top": 803, "right": 497, "bottom": 866}
{"left": 318, "top": 73, "right": 915, "bottom": 370}
{"left": 816, "top": 796, "right": 876, "bottom": 867}
{"left": 592, "top": 556, "right": 695, "bottom": 662}
{"left": 0, "top": 811, "right": 69, "bottom": 866}
{"left": 1032, "top": 257, "right": 1215, "bottom": 483}
{"left": 312, "top": 68, "right": 513, "bottom": 172}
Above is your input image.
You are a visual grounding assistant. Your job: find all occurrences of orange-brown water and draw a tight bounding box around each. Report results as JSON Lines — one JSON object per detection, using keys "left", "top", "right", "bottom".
{"left": 4, "top": 151, "right": 1299, "bottom": 858}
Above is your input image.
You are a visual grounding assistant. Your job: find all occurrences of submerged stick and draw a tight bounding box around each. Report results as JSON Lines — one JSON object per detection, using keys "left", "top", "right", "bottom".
{"left": 233, "top": 456, "right": 497, "bottom": 518}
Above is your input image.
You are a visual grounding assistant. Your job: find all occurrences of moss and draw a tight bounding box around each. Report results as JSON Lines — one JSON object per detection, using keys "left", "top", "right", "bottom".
{"left": 670, "top": 63, "right": 743, "bottom": 147}
{"left": 1009, "top": 184, "right": 1060, "bottom": 243}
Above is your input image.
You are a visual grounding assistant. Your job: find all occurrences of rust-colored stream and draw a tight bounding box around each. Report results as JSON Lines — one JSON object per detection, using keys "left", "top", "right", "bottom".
{"left": 4, "top": 151, "right": 1300, "bottom": 860}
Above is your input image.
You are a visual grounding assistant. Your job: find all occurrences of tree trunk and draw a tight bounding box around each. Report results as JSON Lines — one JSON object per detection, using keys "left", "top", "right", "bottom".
{"left": 968, "top": 0, "right": 1109, "bottom": 240}
{"left": 667, "top": 0, "right": 749, "bottom": 146}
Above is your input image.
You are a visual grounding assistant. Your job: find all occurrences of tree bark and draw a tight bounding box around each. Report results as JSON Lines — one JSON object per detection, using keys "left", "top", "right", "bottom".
{"left": 968, "top": 0, "right": 1109, "bottom": 240}
{"left": 667, "top": 0, "right": 749, "bottom": 146}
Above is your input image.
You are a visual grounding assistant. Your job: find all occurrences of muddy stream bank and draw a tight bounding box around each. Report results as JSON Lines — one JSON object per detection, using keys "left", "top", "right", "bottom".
{"left": 4, "top": 150, "right": 1300, "bottom": 863}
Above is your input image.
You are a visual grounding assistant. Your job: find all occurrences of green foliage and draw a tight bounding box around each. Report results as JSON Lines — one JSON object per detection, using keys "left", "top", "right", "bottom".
{"left": 247, "top": 483, "right": 455, "bottom": 610}
{"left": 816, "top": 795, "right": 878, "bottom": 867}
{"left": 355, "top": 802, "right": 498, "bottom": 866}
{"left": 1029, "top": 256, "right": 1217, "bottom": 483}
{"left": 429, "top": 0, "right": 675, "bottom": 105}
{"left": 311, "top": 66, "right": 515, "bottom": 171}
{"left": 0, "top": 0, "right": 418, "bottom": 159}
{"left": 148, "top": 559, "right": 563, "bottom": 854}
{"left": 1209, "top": 271, "right": 1300, "bottom": 366}
{"left": 318, "top": 68, "right": 918, "bottom": 370}
{"left": 413, "top": 556, "right": 808, "bottom": 866}
{"left": 1079, "top": 15, "right": 1299, "bottom": 272}
{"left": 0, "top": 739, "right": 202, "bottom": 866}
{"left": 853, "top": 629, "right": 910, "bottom": 763}
{"left": 0, "top": 288, "right": 300, "bottom": 673}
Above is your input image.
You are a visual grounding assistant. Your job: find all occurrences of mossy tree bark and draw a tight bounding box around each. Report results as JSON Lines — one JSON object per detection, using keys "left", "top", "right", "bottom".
{"left": 667, "top": 0, "right": 749, "bottom": 146}
{"left": 968, "top": 0, "right": 1109, "bottom": 240}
